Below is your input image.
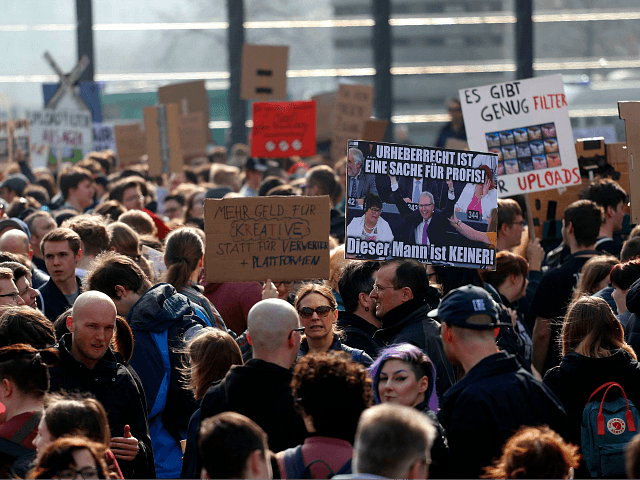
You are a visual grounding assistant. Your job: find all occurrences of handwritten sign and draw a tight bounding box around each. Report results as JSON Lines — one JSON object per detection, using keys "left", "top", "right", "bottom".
{"left": 460, "top": 74, "right": 580, "bottom": 196}
{"left": 345, "top": 139, "right": 497, "bottom": 269}
{"left": 0, "top": 119, "right": 30, "bottom": 164}
{"left": 251, "top": 101, "right": 316, "bottom": 158}
{"left": 204, "top": 196, "right": 331, "bottom": 282}
{"left": 26, "top": 110, "right": 92, "bottom": 152}
{"left": 331, "top": 84, "right": 374, "bottom": 161}
{"left": 92, "top": 122, "right": 116, "bottom": 152}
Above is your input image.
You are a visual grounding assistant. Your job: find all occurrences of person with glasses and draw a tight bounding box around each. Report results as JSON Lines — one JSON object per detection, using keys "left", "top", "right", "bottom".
{"left": 0, "top": 267, "right": 25, "bottom": 307}
{"left": 183, "top": 299, "right": 307, "bottom": 478}
{"left": 28, "top": 437, "right": 109, "bottom": 479}
{"left": 435, "top": 98, "right": 467, "bottom": 149}
{"left": 294, "top": 283, "right": 372, "bottom": 367}
{"left": 0, "top": 262, "right": 38, "bottom": 308}
{"left": 346, "top": 194, "right": 393, "bottom": 260}
{"left": 390, "top": 179, "right": 455, "bottom": 248}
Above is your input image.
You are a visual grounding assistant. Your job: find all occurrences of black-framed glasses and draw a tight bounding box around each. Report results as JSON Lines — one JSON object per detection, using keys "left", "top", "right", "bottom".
{"left": 368, "top": 207, "right": 382, "bottom": 214}
{"left": 298, "top": 306, "right": 335, "bottom": 319}
{"left": 0, "top": 292, "right": 20, "bottom": 302}
{"left": 56, "top": 466, "right": 100, "bottom": 479}
{"left": 275, "top": 280, "right": 295, "bottom": 288}
{"left": 288, "top": 326, "right": 306, "bottom": 339}
{"left": 419, "top": 203, "right": 434, "bottom": 209}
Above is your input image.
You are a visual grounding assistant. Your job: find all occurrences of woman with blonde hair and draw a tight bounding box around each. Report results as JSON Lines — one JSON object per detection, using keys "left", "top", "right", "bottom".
{"left": 543, "top": 296, "right": 640, "bottom": 450}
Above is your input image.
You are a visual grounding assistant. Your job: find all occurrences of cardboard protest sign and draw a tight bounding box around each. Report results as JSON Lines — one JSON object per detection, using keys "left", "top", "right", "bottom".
{"left": 179, "top": 112, "right": 208, "bottom": 162}
{"left": 362, "top": 119, "right": 388, "bottom": 142}
{"left": 251, "top": 101, "right": 316, "bottom": 158}
{"left": 344, "top": 140, "right": 497, "bottom": 269}
{"left": 142, "top": 245, "right": 167, "bottom": 280}
{"left": 114, "top": 123, "right": 146, "bottom": 166}
{"left": 460, "top": 74, "right": 580, "bottom": 196}
{"left": 158, "top": 80, "right": 211, "bottom": 142}
{"left": 241, "top": 44, "right": 289, "bottom": 101}
{"left": 144, "top": 104, "right": 183, "bottom": 176}
{"left": 619, "top": 101, "right": 640, "bottom": 223}
{"left": 312, "top": 91, "right": 337, "bottom": 142}
{"left": 92, "top": 122, "right": 116, "bottom": 152}
{"left": 26, "top": 110, "right": 92, "bottom": 167}
{"left": 204, "top": 196, "right": 331, "bottom": 282}
{"left": 331, "top": 84, "right": 374, "bottom": 161}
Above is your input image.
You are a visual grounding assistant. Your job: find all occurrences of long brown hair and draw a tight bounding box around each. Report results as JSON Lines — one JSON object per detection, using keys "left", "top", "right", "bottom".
{"left": 107, "top": 222, "right": 153, "bottom": 280}
{"left": 572, "top": 255, "right": 618, "bottom": 301}
{"left": 163, "top": 228, "right": 204, "bottom": 293}
{"left": 184, "top": 328, "right": 243, "bottom": 400}
{"left": 561, "top": 296, "right": 636, "bottom": 359}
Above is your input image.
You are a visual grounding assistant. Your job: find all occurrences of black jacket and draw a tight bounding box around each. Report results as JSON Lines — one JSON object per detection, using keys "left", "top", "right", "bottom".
{"left": 48, "top": 334, "right": 156, "bottom": 479}
{"left": 392, "top": 189, "right": 454, "bottom": 246}
{"left": 625, "top": 278, "right": 640, "bottom": 354}
{"left": 415, "top": 400, "right": 449, "bottom": 480}
{"left": 183, "top": 359, "right": 307, "bottom": 477}
{"left": 297, "top": 334, "right": 373, "bottom": 367}
{"left": 337, "top": 311, "right": 385, "bottom": 359}
{"left": 440, "top": 352, "right": 568, "bottom": 479}
{"left": 373, "top": 298, "right": 456, "bottom": 400}
{"left": 37, "top": 276, "right": 82, "bottom": 323}
{"left": 543, "top": 349, "right": 640, "bottom": 447}
{"left": 30, "top": 266, "right": 49, "bottom": 290}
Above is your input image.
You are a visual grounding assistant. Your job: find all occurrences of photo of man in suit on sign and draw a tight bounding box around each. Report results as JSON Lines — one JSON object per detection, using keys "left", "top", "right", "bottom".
{"left": 347, "top": 147, "right": 378, "bottom": 206}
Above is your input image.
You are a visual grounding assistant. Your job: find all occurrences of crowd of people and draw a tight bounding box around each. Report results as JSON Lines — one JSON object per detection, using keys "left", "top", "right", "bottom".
{"left": 0, "top": 142, "right": 639, "bottom": 480}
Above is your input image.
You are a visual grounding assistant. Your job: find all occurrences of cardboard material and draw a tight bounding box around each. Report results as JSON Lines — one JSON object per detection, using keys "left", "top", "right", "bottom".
{"left": 114, "top": 123, "right": 146, "bottom": 166}
{"left": 204, "top": 196, "right": 331, "bottom": 282}
{"left": 362, "top": 119, "right": 388, "bottom": 142}
{"left": 158, "top": 80, "right": 211, "bottom": 142}
{"left": 312, "top": 91, "right": 337, "bottom": 142}
{"left": 251, "top": 101, "right": 316, "bottom": 158}
{"left": 619, "top": 101, "right": 640, "bottom": 223}
{"left": 144, "top": 104, "right": 183, "bottom": 176}
{"left": 331, "top": 84, "right": 374, "bottom": 161}
{"left": 460, "top": 74, "right": 581, "bottom": 196}
{"left": 241, "top": 44, "right": 289, "bottom": 101}
{"left": 179, "top": 112, "right": 208, "bottom": 162}
{"left": 345, "top": 139, "right": 497, "bottom": 269}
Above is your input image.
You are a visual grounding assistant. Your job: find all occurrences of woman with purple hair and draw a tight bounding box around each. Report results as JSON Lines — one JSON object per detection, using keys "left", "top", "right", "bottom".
{"left": 368, "top": 343, "right": 449, "bottom": 478}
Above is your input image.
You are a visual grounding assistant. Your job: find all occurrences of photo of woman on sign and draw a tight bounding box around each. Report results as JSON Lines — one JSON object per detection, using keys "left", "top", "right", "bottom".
{"left": 346, "top": 193, "right": 394, "bottom": 246}
{"left": 454, "top": 164, "right": 497, "bottom": 222}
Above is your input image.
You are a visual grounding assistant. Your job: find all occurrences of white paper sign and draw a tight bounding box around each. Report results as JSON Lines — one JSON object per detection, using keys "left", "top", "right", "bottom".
{"left": 460, "top": 74, "right": 581, "bottom": 196}
{"left": 26, "top": 109, "right": 93, "bottom": 152}
{"left": 92, "top": 122, "right": 117, "bottom": 153}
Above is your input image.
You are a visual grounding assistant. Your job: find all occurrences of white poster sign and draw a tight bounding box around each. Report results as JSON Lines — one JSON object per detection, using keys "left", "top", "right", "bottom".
{"left": 460, "top": 74, "right": 581, "bottom": 196}
{"left": 26, "top": 109, "right": 93, "bottom": 153}
{"left": 92, "top": 122, "right": 117, "bottom": 153}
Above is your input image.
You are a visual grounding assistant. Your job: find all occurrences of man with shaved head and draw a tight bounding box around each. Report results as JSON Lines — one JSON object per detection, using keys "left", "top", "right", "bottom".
{"left": 48, "top": 291, "right": 155, "bottom": 478}
{"left": 181, "top": 299, "right": 307, "bottom": 478}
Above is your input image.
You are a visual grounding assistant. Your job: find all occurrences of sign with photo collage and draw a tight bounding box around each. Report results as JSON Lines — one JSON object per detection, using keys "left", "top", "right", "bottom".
{"left": 460, "top": 74, "right": 581, "bottom": 196}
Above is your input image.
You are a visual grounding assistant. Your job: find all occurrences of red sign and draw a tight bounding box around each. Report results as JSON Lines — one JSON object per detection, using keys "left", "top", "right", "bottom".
{"left": 251, "top": 101, "right": 316, "bottom": 158}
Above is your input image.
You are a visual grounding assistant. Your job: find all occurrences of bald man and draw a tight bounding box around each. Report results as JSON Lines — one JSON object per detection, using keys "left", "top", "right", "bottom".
{"left": 0, "top": 229, "right": 49, "bottom": 289}
{"left": 182, "top": 299, "right": 307, "bottom": 479}
{"left": 48, "top": 291, "right": 156, "bottom": 478}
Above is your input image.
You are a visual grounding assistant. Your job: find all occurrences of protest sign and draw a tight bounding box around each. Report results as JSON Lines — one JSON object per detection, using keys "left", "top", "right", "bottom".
{"left": 26, "top": 110, "right": 92, "bottom": 168}
{"left": 142, "top": 245, "right": 167, "bottom": 280}
{"left": 92, "top": 122, "right": 116, "bottom": 152}
{"left": 331, "top": 84, "right": 374, "bottom": 161}
{"left": 241, "top": 44, "right": 289, "bottom": 101}
{"left": 144, "top": 104, "right": 183, "bottom": 176}
{"left": 312, "top": 91, "right": 337, "bottom": 142}
{"left": 158, "top": 80, "right": 211, "bottom": 142}
{"left": 619, "top": 101, "right": 640, "bottom": 223}
{"left": 204, "top": 196, "right": 331, "bottom": 282}
{"left": 362, "top": 119, "right": 388, "bottom": 142}
{"left": 344, "top": 140, "right": 497, "bottom": 269}
{"left": 460, "top": 74, "right": 581, "bottom": 196}
{"left": 0, "top": 119, "right": 30, "bottom": 164}
{"left": 251, "top": 101, "right": 316, "bottom": 158}
{"left": 114, "top": 123, "right": 146, "bottom": 166}
{"left": 179, "top": 112, "right": 208, "bottom": 162}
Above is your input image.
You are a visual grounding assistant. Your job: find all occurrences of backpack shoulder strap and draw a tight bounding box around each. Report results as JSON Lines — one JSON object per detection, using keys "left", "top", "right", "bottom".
{"left": 10, "top": 411, "right": 41, "bottom": 446}
{"left": 282, "top": 445, "right": 306, "bottom": 480}
{"left": 334, "top": 458, "right": 353, "bottom": 476}
{"left": 0, "top": 437, "right": 32, "bottom": 459}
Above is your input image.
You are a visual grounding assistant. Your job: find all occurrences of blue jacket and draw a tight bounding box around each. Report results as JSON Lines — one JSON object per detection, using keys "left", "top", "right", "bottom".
{"left": 127, "top": 283, "right": 211, "bottom": 479}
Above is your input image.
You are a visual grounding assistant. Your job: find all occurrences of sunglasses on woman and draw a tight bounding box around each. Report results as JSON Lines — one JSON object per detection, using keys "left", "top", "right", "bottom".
{"left": 298, "top": 305, "right": 335, "bottom": 319}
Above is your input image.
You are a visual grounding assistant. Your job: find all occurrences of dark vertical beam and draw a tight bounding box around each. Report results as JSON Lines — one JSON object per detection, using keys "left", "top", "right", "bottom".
{"left": 76, "top": 0, "right": 94, "bottom": 83}
{"left": 227, "top": 0, "right": 247, "bottom": 146}
{"left": 515, "top": 0, "right": 533, "bottom": 80}
{"left": 373, "top": 0, "right": 392, "bottom": 142}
